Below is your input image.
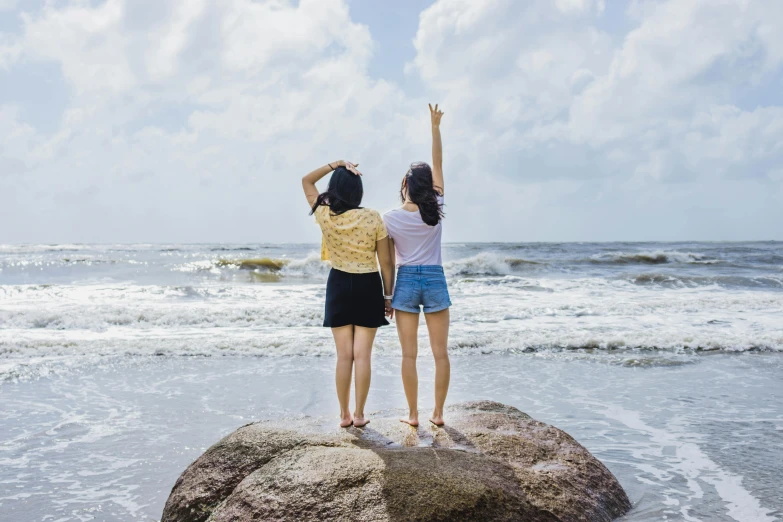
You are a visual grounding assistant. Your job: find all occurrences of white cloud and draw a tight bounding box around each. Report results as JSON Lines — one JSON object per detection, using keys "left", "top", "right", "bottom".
{"left": 144, "top": 0, "right": 208, "bottom": 81}
{"left": 0, "top": 0, "right": 781, "bottom": 242}
{"left": 566, "top": 0, "right": 783, "bottom": 145}
{"left": 19, "top": 0, "right": 135, "bottom": 94}
{"left": 220, "top": 0, "right": 372, "bottom": 71}
{"left": 413, "top": 0, "right": 613, "bottom": 134}
{"left": 406, "top": 0, "right": 783, "bottom": 239}
{"left": 555, "top": 0, "right": 605, "bottom": 15}
{"left": 0, "top": 34, "right": 21, "bottom": 69}
{"left": 0, "top": 0, "right": 424, "bottom": 242}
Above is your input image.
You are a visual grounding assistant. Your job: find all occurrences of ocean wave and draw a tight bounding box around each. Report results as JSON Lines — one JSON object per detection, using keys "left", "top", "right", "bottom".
{"left": 3, "top": 275, "right": 782, "bottom": 383}
{"left": 1, "top": 257, "right": 116, "bottom": 268}
{"left": 443, "top": 336, "right": 783, "bottom": 354}
{"left": 279, "top": 252, "right": 331, "bottom": 277}
{"left": 0, "top": 289, "right": 325, "bottom": 330}
{"left": 216, "top": 257, "right": 289, "bottom": 271}
{"left": 0, "top": 243, "right": 181, "bottom": 254}
{"left": 1, "top": 256, "right": 146, "bottom": 271}
{"left": 748, "top": 254, "right": 783, "bottom": 265}
{"left": 453, "top": 276, "right": 555, "bottom": 292}
{"left": 4, "top": 274, "right": 783, "bottom": 332}
{"left": 444, "top": 253, "right": 540, "bottom": 277}
{"left": 628, "top": 273, "right": 783, "bottom": 289}
{"left": 175, "top": 253, "right": 329, "bottom": 278}
{"left": 61, "top": 257, "right": 119, "bottom": 265}
{"left": 226, "top": 252, "right": 547, "bottom": 280}
{"left": 0, "top": 244, "right": 97, "bottom": 253}
{"left": 2, "top": 327, "right": 780, "bottom": 384}
{"left": 588, "top": 251, "right": 719, "bottom": 265}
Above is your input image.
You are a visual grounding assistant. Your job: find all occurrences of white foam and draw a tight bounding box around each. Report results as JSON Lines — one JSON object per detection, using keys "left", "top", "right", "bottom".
{"left": 598, "top": 405, "right": 775, "bottom": 522}
{"left": 442, "top": 252, "right": 546, "bottom": 277}
{"left": 2, "top": 275, "right": 782, "bottom": 383}
{"left": 279, "top": 252, "right": 330, "bottom": 278}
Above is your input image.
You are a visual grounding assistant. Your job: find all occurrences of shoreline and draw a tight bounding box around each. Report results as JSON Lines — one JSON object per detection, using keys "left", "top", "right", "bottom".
{"left": 3, "top": 348, "right": 782, "bottom": 387}
{"left": 1, "top": 353, "right": 781, "bottom": 521}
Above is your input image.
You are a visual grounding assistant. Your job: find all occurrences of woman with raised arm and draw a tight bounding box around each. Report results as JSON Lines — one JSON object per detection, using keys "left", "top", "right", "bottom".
{"left": 383, "top": 104, "right": 451, "bottom": 427}
{"left": 302, "top": 160, "right": 395, "bottom": 428}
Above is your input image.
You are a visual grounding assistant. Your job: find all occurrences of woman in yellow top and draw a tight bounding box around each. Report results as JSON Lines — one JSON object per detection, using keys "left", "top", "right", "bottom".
{"left": 302, "top": 160, "right": 394, "bottom": 428}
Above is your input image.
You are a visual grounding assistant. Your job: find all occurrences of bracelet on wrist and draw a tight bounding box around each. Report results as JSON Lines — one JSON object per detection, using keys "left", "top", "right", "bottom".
{"left": 383, "top": 295, "right": 393, "bottom": 300}
{"left": 328, "top": 163, "right": 334, "bottom": 171}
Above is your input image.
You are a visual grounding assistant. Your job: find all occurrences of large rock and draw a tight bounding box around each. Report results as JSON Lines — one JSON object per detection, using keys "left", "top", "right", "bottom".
{"left": 162, "top": 401, "right": 631, "bottom": 521}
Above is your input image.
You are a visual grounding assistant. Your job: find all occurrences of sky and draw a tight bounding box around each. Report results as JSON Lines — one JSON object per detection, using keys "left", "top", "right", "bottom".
{"left": 1, "top": 0, "right": 782, "bottom": 244}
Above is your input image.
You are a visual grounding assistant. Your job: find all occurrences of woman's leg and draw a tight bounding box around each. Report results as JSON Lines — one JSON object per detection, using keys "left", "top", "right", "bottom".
{"left": 395, "top": 310, "right": 420, "bottom": 426}
{"left": 331, "top": 325, "right": 355, "bottom": 427}
{"left": 424, "top": 308, "right": 450, "bottom": 426}
{"left": 352, "top": 326, "right": 377, "bottom": 427}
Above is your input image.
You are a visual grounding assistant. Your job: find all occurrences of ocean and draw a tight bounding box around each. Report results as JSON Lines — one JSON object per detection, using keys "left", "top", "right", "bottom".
{"left": 1, "top": 242, "right": 782, "bottom": 520}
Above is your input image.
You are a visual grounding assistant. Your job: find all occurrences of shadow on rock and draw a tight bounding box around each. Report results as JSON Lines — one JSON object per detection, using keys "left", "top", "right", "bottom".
{"left": 352, "top": 424, "right": 561, "bottom": 522}
{"left": 161, "top": 401, "right": 631, "bottom": 522}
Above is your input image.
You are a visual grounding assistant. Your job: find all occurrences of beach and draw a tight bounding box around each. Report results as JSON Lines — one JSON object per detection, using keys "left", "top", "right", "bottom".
{"left": 1, "top": 242, "right": 782, "bottom": 520}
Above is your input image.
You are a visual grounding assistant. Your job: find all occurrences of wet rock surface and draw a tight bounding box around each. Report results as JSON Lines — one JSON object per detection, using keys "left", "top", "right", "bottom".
{"left": 162, "top": 401, "right": 631, "bottom": 521}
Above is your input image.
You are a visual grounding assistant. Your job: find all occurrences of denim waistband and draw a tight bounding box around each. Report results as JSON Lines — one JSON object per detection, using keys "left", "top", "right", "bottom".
{"left": 397, "top": 265, "right": 444, "bottom": 274}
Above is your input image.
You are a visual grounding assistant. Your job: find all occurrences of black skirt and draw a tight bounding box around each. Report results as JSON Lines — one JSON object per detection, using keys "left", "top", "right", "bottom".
{"left": 324, "top": 268, "right": 389, "bottom": 328}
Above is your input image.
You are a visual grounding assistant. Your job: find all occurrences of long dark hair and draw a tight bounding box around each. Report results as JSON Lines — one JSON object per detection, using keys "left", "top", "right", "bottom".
{"left": 400, "top": 162, "right": 444, "bottom": 226}
{"left": 310, "top": 166, "right": 363, "bottom": 216}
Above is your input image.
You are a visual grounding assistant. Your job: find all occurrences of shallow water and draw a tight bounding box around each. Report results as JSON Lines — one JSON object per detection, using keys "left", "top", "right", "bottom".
{"left": 1, "top": 353, "right": 781, "bottom": 521}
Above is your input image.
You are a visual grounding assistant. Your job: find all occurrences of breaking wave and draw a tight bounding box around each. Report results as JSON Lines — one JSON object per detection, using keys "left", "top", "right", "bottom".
{"left": 3, "top": 242, "right": 782, "bottom": 384}
{"left": 588, "top": 251, "right": 719, "bottom": 265}
{"left": 176, "top": 253, "right": 329, "bottom": 278}
{"left": 629, "top": 273, "right": 783, "bottom": 289}
{"left": 216, "top": 257, "right": 289, "bottom": 271}
{"left": 3, "top": 327, "right": 781, "bottom": 384}
{"left": 444, "top": 253, "right": 540, "bottom": 277}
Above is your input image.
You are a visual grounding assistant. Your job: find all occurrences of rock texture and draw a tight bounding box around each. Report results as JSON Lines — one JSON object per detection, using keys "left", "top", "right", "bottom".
{"left": 162, "top": 401, "right": 631, "bottom": 521}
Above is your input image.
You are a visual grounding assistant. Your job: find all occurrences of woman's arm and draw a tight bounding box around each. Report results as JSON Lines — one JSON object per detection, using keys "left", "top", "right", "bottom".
{"left": 302, "top": 160, "right": 361, "bottom": 207}
{"left": 429, "top": 103, "right": 444, "bottom": 194}
{"left": 376, "top": 237, "right": 395, "bottom": 319}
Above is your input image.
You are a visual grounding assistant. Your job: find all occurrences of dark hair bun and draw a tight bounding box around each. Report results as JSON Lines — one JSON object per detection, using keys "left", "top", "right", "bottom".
{"left": 310, "top": 167, "right": 364, "bottom": 216}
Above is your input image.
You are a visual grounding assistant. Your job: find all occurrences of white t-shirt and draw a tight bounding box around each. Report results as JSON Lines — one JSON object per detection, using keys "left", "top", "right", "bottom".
{"left": 383, "top": 195, "right": 444, "bottom": 267}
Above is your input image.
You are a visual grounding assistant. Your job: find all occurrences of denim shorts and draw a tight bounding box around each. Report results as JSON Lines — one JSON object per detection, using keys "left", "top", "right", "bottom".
{"left": 392, "top": 265, "right": 451, "bottom": 314}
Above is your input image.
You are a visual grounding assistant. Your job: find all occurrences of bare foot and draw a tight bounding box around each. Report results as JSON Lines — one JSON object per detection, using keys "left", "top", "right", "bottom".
{"left": 429, "top": 415, "right": 445, "bottom": 427}
{"left": 400, "top": 414, "right": 419, "bottom": 427}
{"left": 339, "top": 414, "right": 353, "bottom": 428}
{"left": 353, "top": 416, "right": 370, "bottom": 428}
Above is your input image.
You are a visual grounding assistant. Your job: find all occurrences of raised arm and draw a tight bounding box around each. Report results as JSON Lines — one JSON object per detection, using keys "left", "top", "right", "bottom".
{"left": 429, "top": 103, "right": 444, "bottom": 195}
{"left": 301, "top": 160, "right": 362, "bottom": 207}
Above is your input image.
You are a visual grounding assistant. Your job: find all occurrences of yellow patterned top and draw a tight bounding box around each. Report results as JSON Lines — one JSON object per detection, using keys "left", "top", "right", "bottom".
{"left": 314, "top": 206, "right": 388, "bottom": 273}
